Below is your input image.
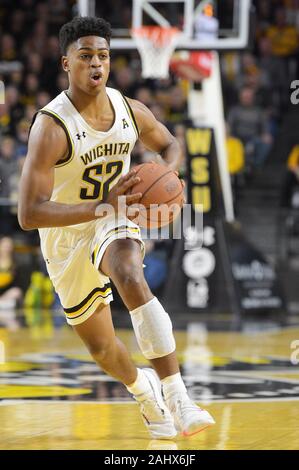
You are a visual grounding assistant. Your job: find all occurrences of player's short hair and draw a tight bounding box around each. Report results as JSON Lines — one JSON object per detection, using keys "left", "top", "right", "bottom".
{"left": 59, "top": 16, "right": 112, "bottom": 54}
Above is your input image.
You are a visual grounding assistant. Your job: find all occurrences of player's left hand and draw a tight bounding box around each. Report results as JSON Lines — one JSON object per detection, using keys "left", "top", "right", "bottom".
{"left": 150, "top": 159, "right": 186, "bottom": 204}
{"left": 174, "top": 171, "right": 186, "bottom": 205}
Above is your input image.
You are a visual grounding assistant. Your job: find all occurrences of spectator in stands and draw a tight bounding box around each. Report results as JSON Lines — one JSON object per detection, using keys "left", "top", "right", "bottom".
{"left": 221, "top": 52, "right": 241, "bottom": 85}
{"left": 8, "top": 10, "right": 27, "bottom": 44}
{"left": 113, "top": 65, "right": 135, "bottom": 95}
{"left": 265, "top": 6, "right": 298, "bottom": 84}
{"left": 255, "top": 0, "right": 273, "bottom": 34}
{"left": 20, "top": 73, "right": 39, "bottom": 106}
{"left": 134, "top": 87, "right": 153, "bottom": 107}
{"left": 15, "top": 119, "right": 30, "bottom": 160}
{"left": 257, "top": 35, "right": 289, "bottom": 112}
{"left": 25, "top": 52, "right": 43, "bottom": 79}
{"left": 284, "top": 0, "right": 299, "bottom": 28}
{"left": 47, "top": 0, "right": 69, "bottom": 25}
{"left": 0, "top": 136, "right": 19, "bottom": 234}
{"left": 0, "top": 236, "right": 22, "bottom": 309}
{"left": 237, "top": 53, "right": 274, "bottom": 111}
{"left": 0, "top": 103, "right": 12, "bottom": 137}
{"left": 228, "top": 86, "right": 273, "bottom": 169}
{"left": 150, "top": 103, "right": 169, "bottom": 128}
{"left": 240, "top": 53, "right": 261, "bottom": 85}
{"left": 40, "top": 36, "right": 61, "bottom": 95}
{"left": 24, "top": 104, "right": 36, "bottom": 122}
{"left": 31, "top": 20, "right": 49, "bottom": 54}
{"left": 221, "top": 51, "right": 241, "bottom": 108}
{"left": 5, "top": 85, "right": 24, "bottom": 133}
{"left": 266, "top": 7, "right": 298, "bottom": 59}
{"left": 36, "top": 91, "right": 51, "bottom": 109}
{"left": 0, "top": 135, "right": 17, "bottom": 170}
{"left": 154, "top": 77, "right": 174, "bottom": 108}
{"left": 56, "top": 72, "right": 69, "bottom": 93}
{"left": 9, "top": 70, "right": 23, "bottom": 91}
{"left": 166, "top": 85, "right": 188, "bottom": 124}
{"left": 0, "top": 34, "right": 17, "bottom": 61}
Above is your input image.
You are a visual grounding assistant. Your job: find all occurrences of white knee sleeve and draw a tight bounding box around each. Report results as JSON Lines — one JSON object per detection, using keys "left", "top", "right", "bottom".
{"left": 129, "top": 297, "right": 176, "bottom": 360}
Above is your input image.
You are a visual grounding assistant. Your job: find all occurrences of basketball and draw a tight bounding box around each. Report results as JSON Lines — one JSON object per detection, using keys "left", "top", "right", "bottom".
{"left": 128, "top": 162, "right": 184, "bottom": 228}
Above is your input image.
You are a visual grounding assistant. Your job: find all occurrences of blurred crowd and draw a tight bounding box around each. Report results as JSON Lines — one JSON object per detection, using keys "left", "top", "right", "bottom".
{"left": 0, "top": 0, "right": 299, "bottom": 310}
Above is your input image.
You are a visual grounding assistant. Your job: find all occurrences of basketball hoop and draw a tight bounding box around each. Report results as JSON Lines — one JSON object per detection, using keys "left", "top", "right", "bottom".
{"left": 132, "top": 26, "right": 182, "bottom": 79}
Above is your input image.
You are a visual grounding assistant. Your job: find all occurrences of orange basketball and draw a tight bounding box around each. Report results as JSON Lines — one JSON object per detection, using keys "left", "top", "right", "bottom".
{"left": 128, "top": 162, "right": 184, "bottom": 228}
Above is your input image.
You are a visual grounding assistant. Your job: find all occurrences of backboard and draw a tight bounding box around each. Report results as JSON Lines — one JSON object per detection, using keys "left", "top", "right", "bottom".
{"left": 107, "top": 0, "right": 252, "bottom": 50}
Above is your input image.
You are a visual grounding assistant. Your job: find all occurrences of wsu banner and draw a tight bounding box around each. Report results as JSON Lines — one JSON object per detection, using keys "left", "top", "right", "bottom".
{"left": 163, "top": 127, "right": 284, "bottom": 315}
{"left": 164, "top": 127, "right": 230, "bottom": 313}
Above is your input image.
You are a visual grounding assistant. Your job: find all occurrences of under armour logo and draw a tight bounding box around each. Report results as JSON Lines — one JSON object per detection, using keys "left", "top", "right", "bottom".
{"left": 76, "top": 131, "right": 86, "bottom": 140}
{"left": 122, "top": 118, "right": 129, "bottom": 129}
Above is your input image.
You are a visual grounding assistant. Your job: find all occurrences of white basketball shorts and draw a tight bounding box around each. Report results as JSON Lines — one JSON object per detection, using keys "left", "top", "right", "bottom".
{"left": 39, "top": 216, "right": 144, "bottom": 326}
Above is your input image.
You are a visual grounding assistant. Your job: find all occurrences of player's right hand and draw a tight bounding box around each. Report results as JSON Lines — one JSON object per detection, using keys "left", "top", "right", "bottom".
{"left": 105, "top": 168, "right": 142, "bottom": 205}
{"left": 95, "top": 169, "right": 142, "bottom": 220}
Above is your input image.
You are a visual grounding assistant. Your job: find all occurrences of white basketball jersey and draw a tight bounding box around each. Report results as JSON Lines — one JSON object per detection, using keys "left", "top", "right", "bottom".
{"left": 39, "top": 87, "right": 138, "bottom": 231}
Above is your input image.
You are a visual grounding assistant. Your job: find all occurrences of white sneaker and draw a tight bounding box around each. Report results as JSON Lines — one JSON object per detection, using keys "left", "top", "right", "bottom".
{"left": 168, "top": 395, "right": 215, "bottom": 436}
{"left": 134, "top": 369, "right": 177, "bottom": 440}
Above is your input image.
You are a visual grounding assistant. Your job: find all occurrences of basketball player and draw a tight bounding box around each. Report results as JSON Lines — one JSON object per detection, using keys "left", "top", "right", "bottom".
{"left": 18, "top": 17, "right": 215, "bottom": 439}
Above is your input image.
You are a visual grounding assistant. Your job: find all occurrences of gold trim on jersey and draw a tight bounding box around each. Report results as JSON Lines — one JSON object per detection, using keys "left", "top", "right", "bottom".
{"left": 120, "top": 94, "right": 139, "bottom": 140}
{"left": 64, "top": 284, "right": 112, "bottom": 320}
{"left": 40, "top": 109, "right": 75, "bottom": 168}
{"left": 91, "top": 225, "right": 141, "bottom": 267}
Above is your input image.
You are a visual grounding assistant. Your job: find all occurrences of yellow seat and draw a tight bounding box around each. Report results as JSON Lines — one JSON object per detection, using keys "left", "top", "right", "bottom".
{"left": 226, "top": 137, "right": 245, "bottom": 174}
{"left": 287, "top": 145, "right": 299, "bottom": 170}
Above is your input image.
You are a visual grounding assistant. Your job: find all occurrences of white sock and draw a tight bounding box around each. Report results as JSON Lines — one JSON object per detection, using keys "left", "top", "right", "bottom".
{"left": 126, "top": 368, "right": 151, "bottom": 398}
{"left": 161, "top": 372, "right": 188, "bottom": 403}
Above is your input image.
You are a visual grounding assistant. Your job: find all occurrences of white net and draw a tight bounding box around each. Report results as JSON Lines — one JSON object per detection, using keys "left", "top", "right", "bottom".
{"left": 132, "top": 26, "right": 182, "bottom": 79}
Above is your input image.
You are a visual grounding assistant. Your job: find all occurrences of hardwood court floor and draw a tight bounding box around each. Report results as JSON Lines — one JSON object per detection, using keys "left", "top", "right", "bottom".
{"left": 0, "top": 312, "right": 299, "bottom": 450}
